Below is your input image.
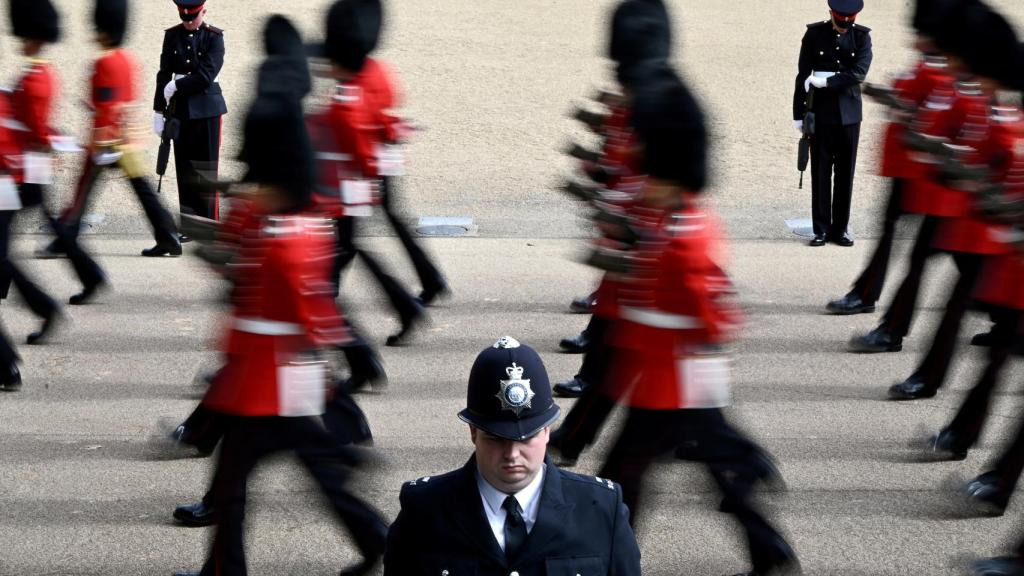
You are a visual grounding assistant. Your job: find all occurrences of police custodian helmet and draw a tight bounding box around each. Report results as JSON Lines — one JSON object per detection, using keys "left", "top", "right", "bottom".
{"left": 458, "top": 337, "right": 561, "bottom": 441}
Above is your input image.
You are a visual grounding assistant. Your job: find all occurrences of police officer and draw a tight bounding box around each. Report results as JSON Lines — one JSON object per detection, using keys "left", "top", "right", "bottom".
{"left": 384, "top": 337, "right": 641, "bottom": 575}
{"left": 153, "top": 0, "right": 227, "bottom": 223}
{"left": 793, "top": 0, "right": 872, "bottom": 247}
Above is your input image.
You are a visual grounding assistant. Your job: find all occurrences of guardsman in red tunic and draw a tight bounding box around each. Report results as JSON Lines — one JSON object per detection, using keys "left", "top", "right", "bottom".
{"left": 596, "top": 70, "right": 798, "bottom": 576}
{"left": 39, "top": 0, "right": 181, "bottom": 259}
{"left": 826, "top": 0, "right": 955, "bottom": 315}
{"left": 174, "top": 29, "right": 387, "bottom": 575}
{"left": 881, "top": 6, "right": 1019, "bottom": 401}
{"left": 357, "top": 15, "right": 450, "bottom": 305}
{"left": 0, "top": 0, "right": 108, "bottom": 346}
{"left": 0, "top": 85, "right": 25, "bottom": 390}
{"left": 309, "top": 0, "right": 424, "bottom": 348}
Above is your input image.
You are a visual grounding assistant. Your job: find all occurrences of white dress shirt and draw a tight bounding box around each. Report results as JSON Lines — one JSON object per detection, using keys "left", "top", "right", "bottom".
{"left": 475, "top": 466, "right": 546, "bottom": 553}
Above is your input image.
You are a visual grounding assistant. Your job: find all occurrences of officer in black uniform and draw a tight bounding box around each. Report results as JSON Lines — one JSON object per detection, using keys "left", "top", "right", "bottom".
{"left": 793, "top": 0, "right": 872, "bottom": 247}
{"left": 384, "top": 336, "right": 641, "bottom": 576}
{"left": 153, "top": 0, "right": 227, "bottom": 225}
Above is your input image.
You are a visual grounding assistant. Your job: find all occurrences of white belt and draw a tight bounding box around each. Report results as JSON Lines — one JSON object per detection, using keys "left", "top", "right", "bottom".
{"left": 0, "top": 118, "right": 28, "bottom": 131}
{"left": 235, "top": 317, "right": 304, "bottom": 336}
{"left": 172, "top": 73, "right": 219, "bottom": 82}
{"left": 620, "top": 307, "right": 701, "bottom": 329}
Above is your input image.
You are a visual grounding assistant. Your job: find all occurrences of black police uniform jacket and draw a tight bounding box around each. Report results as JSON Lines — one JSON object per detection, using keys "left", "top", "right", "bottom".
{"left": 153, "top": 22, "right": 228, "bottom": 120}
{"left": 793, "top": 20, "right": 872, "bottom": 126}
{"left": 384, "top": 456, "right": 641, "bottom": 576}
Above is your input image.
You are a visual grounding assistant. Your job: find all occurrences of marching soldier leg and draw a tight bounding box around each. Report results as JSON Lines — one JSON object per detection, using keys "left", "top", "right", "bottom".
{"left": 850, "top": 178, "right": 904, "bottom": 304}
{"left": 0, "top": 207, "right": 62, "bottom": 344}
{"left": 829, "top": 123, "right": 860, "bottom": 242}
{"left": 379, "top": 177, "right": 447, "bottom": 304}
{"left": 356, "top": 249, "right": 424, "bottom": 347}
{"left": 809, "top": 125, "right": 837, "bottom": 240}
{"left": 881, "top": 215, "right": 941, "bottom": 337}
{"left": 941, "top": 309, "right": 1020, "bottom": 454}
{"left": 551, "top": 382, "right": 617, "bottom": 463}
{"left": 337, "top": 327, "right": 385, "bottom": 394}
{"left": 46, "top": 155, "right": 103, "bottom": 255}
{"left": 598, "top": 408, "right": 678, "bottom": 528}
{"left": 0, "top": 322, "right": 20, "bottom": 391}
{"left": 44, "top": 213, "right": 108, "bottom": 306}
{"left": 331, "top": 217, "right": 358, "bottom": 296}
{"left": 890, "top": 252, "right": 983, "bottom": 400}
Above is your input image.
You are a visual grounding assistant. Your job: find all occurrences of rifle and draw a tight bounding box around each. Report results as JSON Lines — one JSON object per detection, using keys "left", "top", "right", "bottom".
{"left": 798, "top": 89, "right": 815, "bottom": 189}
{"left": 156, "top": 98, "right": 180, "bottom": 194}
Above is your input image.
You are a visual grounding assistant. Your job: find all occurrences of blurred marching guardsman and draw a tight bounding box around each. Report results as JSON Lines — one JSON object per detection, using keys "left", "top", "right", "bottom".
{"left": 308, "top": 0, "right": 424, "bottom": 347}
{"left": 357, "top": 1, "right": 450, "bottom": 307}
{"left": 173, "top": 18, "right": 388, "bottom": 575}
{"left": 826, "top": 0, "right": 951, "bottom": 315}
{"left": 793, "top": 0, "right": 872, "bottom": 247}
{"left": 0, "top": 57, "right": 25, "bottom": 390}
{"left": 40, "top": 0, "right": 182, "bottom": 259}
{"left": 596, "top": 68, "right": 798, "bottom": 576}
{"left": 383, "top": 337, "right": 641, "bottom": 575}
{"left": 2, "top": 0, "right": 109, "bottom": 343}
{"left": 154, "top": 0, "right": 227, "bottom": 222}
{"left": 549, "top": 0, "right": 671, "bottom": 471}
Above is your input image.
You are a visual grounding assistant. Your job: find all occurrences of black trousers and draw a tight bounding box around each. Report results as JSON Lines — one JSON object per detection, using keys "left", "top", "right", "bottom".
{"left": 554, "top": 316, "right": 616, "bottom": 458}
{"left": 991, "top": 418, "right": 1024, "bottom": 509}
{"left": 881, "top": 215, "right": 941, "bottom": 338}
{"left": 909, "top": 251, "right": 983, "bottom": 392}
{"left": 945, "top": 308, "right": 1021, "bottom": 450}
{"left": 850, "top": 178, "right": 905, "bottom": 304}
{"left": 598, "top": 408, "right": 789, "bottom": 573}
{"left": 332, "top": 216, "right": 420, "bottom": 322}
{"left": 173, "top": 116, "right": 221, "bottom": 220}
{"left": 379, "top": 177, "right": 445, "bottom": 294}
{"left": 199, "top": 415, "right": 388, "bottom": 576}
{"left": 59, "top": 155, "right": 178, "bottom": 245}
{"left": 810, "top": 122, "right": 860, "bottom": 237}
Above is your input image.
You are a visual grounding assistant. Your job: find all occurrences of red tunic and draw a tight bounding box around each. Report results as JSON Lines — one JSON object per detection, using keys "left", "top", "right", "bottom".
{"left": 607, "top": 201, "right": 742, "bottom": 410}
{"left": 879, "top": 57, "right": 953, "bottom": 179}
{"left": 10, "top": 59, "right": 57, "bottom": 152}
{"left": 90, "top": 49, "right": 137, "bottom": 145}
{"left": 202, "top": 213, "right": 349, "bottom": 417}
{"left": 0, "top": 93, "right": 21, "bottom": 180}
{"left": 357, "top": 58, "right": 405, "bottom": 144}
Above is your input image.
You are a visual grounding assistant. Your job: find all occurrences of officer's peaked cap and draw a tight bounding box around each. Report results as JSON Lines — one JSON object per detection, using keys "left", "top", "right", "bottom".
{"left": 609, "top": 0, "right": 672, "bottom": 69}
{"left": 260, "top": 15, "right": 311, "bottom": 100}
{"left": 10, "top": 0, "right": 60, "bottom": 43}
{"left": 95, "top": 0, "right": 128, "bottom": 47}
{"left": 828, "top": 0, "right": 863, "bottom": 14}
{"left": 961, "top": 7, "right": 1019, "bottom": 86}
{"left": 632, "top": 71, "right": 709, "bottom": 193}
{"left": 458, "top": 337, "right": 561, "bottom": 442}
{"left": 324, "top": 0, "right": 380, "bottom": 73}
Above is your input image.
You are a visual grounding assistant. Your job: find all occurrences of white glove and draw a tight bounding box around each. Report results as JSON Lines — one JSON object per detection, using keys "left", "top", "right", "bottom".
{"left": 794, "top": 120, "right": 804, "bottom": 133}
{"left": 163, "top": 80, "right": 178, "bottom": 105}
{"left": 153, "top": 112, "right": 165, "bottom": 136}
{"left": 809, "top": 75, "right": 828, "bottom": 89}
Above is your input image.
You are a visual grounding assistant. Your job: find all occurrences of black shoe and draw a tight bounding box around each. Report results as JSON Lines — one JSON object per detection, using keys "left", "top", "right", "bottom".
{"left": 173, "top": 502, "right": 216, "bottom": 527}
{"left": 826, "top": 292, "right": 875, "bottom": 315}
{"left": 178, "top": 234, "right": 192, "bottom": 244}
{"left": 970, "top": 556, "right": 1024, "bottom": 576}
{"left": 339, "top": 557, "right": 380, "bottom": 576}
{"left": 808, "top": 234, "right": 827, "bottom": 247}
{"left": 35, "top": 239, "right": 66, "bottom": 259}
{"left": 848, "top": 326, "right": 902, "bottom": 353}
{"left": 141, "top": 237, "right": 183, "bottom": 257}
{"left": 888, "top": 374, "right": 936, "bottom": 400}
{"left": 385, "top": 302, "right": 425, "bottom": 347}
{"left": 961, "top": 473, "right": 1010, "bottom": 516}
{"left": 971, "top": 330, "right": 997, "bottom": 347}
{"left": 924, "top": 428, "right": 968, "bottom": 460}
{"left": 831, "top": 232, "right": 854, "bottom": 247}
{"left": 417, "top": 281, "right": 450, "bottom": 307}
{"left": 570, "top": 294, "right": 596, "bottom": 313}
{"left": 741, "top": 537, "right": 801, "bottom": 576}
{"left": 553, "top": 377, "right": 588, "bottom": 398}
{"left": 26, "top": 309, "right": 64, "bottom": 345}
{"left": 559, "top": 332, "right": 589, "bottom": 353}
{"left": 0, "top": 363, "right": 21, "bottom": 392}
{"left": 69, "top": 277, "right": 109, "bottom": 305}
{"left": 340, "top": 355, "right": 387, "bottom": 394}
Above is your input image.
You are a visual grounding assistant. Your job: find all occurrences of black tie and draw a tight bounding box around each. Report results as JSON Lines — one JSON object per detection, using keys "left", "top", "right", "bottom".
{"left": 502, "top": 495, "right": 527, "bottom": 562}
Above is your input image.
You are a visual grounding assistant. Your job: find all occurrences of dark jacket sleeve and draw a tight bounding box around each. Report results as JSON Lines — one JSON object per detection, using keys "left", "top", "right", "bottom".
{"left": 827, "top": 30, "right": 872, "bottom": 90}
{"left": 793, "top": 29, "right": 813, "bottom": 121}
{"left": 383, "top": 487, "right": 415, "bottom": 576}
{"left": 609, "top": 484, "right": 642, "bottom": 575}
{"left": 175, "top": 32, "right": 225, "bottom": 98}
{"left": 154, "top": 30, "right": 174, "bottom": 113}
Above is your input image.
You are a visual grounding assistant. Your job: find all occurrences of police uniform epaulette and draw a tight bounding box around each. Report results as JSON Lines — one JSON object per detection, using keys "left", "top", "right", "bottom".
{"left": 204, "top": 24, "right": 224, "bottom": 35}
{"left": 807, "top": 20, "right": 831, "bottom": 29}
{"left": 165, "top": 23, "right": 183, "bottom": 32}
{"left": 852, "top": 23, "right": 871, "bottom": 32}
{"left": 403, "top": 468, "right": 460, "bottom": 489}
{"left": 559, "top": 468, "right": 618, "bottom": 491}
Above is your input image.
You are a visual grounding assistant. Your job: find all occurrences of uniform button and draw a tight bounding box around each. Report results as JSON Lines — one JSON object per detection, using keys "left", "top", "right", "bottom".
{"left": 187, "top": 59, "right": 191, "bottom": 63}
{"left": 441, "top": 571, "right": 448, "bottom": 576}
{"left": 510, "top": 572, "right": 520, "bottom": 576}
{"left": 189, "top": 34, "right": 194, "bottom": 38}
{"left": 819, "top": 51, "right": 823, "bottom": 55}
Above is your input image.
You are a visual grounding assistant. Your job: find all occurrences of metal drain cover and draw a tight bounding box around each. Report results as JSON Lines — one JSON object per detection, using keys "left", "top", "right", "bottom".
{"left": 417, "top": 216, "right": 475, "bottom": 237}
